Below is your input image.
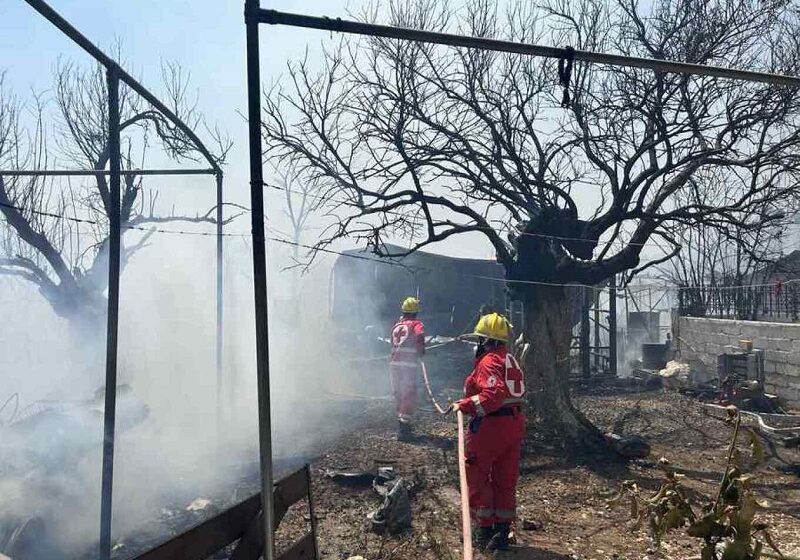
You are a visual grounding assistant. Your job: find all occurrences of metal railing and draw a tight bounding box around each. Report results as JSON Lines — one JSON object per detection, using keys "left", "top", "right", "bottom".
{"left": 678, "top": 283, "right": 800, "bottom": 322}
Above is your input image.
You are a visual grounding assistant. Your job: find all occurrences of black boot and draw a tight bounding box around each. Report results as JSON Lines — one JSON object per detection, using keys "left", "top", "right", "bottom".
{"left": 473, "top": 525, "right": 495, "bottom": 549}
{"left": 487, "top": 522, "right": 511, "bottom": 551}
{"left": 397, "top": 421, "right": 412, "bottom": 442}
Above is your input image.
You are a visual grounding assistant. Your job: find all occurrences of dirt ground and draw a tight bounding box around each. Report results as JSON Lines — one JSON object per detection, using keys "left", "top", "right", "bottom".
{"left": 275, "top": 386, "right": 800, "bottom": 560}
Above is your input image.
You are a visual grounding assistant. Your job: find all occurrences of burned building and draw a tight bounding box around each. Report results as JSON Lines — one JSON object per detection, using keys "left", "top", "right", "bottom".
{"left": 329, "top": 245, "right": 507, "bottom": 338}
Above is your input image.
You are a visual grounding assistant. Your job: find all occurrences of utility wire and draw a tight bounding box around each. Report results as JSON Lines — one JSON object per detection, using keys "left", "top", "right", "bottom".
{"left": 2, "top": 199, "right": 789, "bottom": 291}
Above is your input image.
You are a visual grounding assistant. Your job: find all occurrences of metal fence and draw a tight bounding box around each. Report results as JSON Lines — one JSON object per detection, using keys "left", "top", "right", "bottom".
{"left": 678, "top": 283, "right": 800, "bottom": 322}
{"left": 4, "top": 3, "right": 226, "bottom": 559}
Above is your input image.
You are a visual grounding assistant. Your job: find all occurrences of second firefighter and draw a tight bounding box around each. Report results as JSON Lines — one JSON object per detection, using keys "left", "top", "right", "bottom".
{"left": 389, "top": 297, "right": 425, "bottom": 441}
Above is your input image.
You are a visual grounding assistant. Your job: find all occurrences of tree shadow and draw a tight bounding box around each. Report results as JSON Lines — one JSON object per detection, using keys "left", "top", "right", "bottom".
{"left": 495, "top": 545, "right": 574, "bottom": 559}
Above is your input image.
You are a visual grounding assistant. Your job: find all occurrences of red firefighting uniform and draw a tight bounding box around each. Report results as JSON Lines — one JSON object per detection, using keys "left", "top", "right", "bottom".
{"left": 456, "top": 346, "right": 526, "bottom": 528}
{"left": 389, "top": 317, "right": 425, "bottom": 424}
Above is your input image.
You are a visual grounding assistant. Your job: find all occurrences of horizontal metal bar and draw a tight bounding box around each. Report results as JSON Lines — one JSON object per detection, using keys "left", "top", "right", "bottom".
{"left": 256, "top": 9, "right": 800, "bottom": 88}
{"left": 0, "top": 168, "right": 217, "bottom": 177}
{"left": 24, "top": 0, "right": 223, "bottom": 174}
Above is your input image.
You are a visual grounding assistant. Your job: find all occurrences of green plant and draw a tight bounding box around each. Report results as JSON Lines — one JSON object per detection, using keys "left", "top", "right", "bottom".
{"left": 607, "top": 406, "right": 787, "bottom": 560}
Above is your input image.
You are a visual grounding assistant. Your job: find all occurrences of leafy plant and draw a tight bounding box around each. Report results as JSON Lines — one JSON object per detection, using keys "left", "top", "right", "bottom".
{"left": 607, "top": 406, "right": 787, "bottom": 560}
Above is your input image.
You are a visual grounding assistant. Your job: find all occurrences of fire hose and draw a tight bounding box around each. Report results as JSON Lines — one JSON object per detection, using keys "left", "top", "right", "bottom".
{"left": 421, "top": 361, "right": 449, "bottom": 415}
{"left": 457, "top": 409, "right": 474, "bottom": 560}
{"left": 421, "top": 361, "right": 473, "bottom": 560}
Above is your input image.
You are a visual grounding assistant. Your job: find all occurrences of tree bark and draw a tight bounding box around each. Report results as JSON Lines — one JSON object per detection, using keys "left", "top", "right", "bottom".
{"left": 518, "top": 285, "right": 605, "bottom": 449}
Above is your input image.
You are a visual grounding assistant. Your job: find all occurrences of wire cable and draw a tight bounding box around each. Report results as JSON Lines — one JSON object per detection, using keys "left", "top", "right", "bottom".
{"left": 2, "top": 199, "right": 789, "bottom": 291}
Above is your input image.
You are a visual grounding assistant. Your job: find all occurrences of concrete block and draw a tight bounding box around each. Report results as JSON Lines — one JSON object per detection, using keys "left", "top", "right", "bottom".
{"left": 766, "top": 338, "right": 784, "bottom": 352}
{"left": 780, "top": 323, "right": 800, "bottom": 339}
{"left": 786, "top": 353, "right": 800, "bottom": 368}
{"left": 785, "top": 366, "right": 800, "bottom": 379}
{"left": 721, "top": 323, "right": 738, "bottom": 336}
{"left": 767, "top": 375, "right": 789, "bottom": 389}
{"left": 779, "top": 387, "right": 800, "bottom": 407}
{"left": 777, "top": 338, "right": 795, "bottom": 353}
{"left": 702, "top": 332, "right": 718, "bottom": 345}
{"left": 774, "top": 361, "right": 790, "bottom": 375}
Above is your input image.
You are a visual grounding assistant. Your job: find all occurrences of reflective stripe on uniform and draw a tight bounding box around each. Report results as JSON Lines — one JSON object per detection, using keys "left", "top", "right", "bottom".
{"left": 390, "top": 360, "right": 419, "bottom": 367}
{"left": 471, "top": 394, "right": 485, "bottom": 416}
{"left": 391, "top": 347, "right": 419, "bottom": 366}
{"left": 474, "top": 508, "right": 494, "bottom": 519}
{"left": 502, "top": 397, "right": 526, "bottom": 406}
{"left": 495, "top": 509, "right": 516, "bottom": 520}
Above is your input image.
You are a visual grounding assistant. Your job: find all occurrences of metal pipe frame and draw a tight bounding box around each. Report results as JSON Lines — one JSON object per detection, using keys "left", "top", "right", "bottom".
{"left": 245, "top": 1, "right": 277, "bottom": 559}
{"left": 19, "top": 1, "right": 227, "bottom": 556}
{"left": 99, "top": 67, "right": 121, "bottom": 560}
{"left": 0, "top": 168, "right": 216, "bottom": 176}
{"left": 25, "top": 0, "right": 224, "bottom": 173}
{"left": 580, "top": 287, "right": 591, "bottom": 377}
{"left": 216, "top": 171, "right": 224, "bottom": 432}
{"left": 609, "top": 275, "right": 618, "bottom": 376}
{"left": 255, "top": 8, "right": 800, "bottom": 88}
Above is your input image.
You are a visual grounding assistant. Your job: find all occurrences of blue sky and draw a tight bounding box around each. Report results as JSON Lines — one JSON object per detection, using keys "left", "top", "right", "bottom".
{"left": 0, "top": 0, "right": 506, "bottom": 259}
{"left": 0, "top": 0, "right": 376, "bottom": 244}
{"left": 3, "top": 1, "right": 722, "bottom": 262}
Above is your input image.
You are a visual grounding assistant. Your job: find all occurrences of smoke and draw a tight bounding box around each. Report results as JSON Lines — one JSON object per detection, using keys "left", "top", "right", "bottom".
{"left": 0, "top": 229, "right": 366, "bottom": 558}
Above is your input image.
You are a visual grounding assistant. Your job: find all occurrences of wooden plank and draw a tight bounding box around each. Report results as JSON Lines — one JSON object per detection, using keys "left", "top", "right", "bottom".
{"left": 231, "top": 466, "right": 313, "bottom": 560}
{"left": 134, "top": 466, "right": 313, "bottom": 560}
{"left": 230, "top": 511, "right": 263, "bottom": 560}
{"left": 134, "top": 494, "right": 261, "bottom": 560}
{"left": 274, "top": 466, "right": 310, "bottom": 523}
{"left": 278, "top": 533, "right": 316, "bottom": 560}
{"left": 305, "top": 465, "right": 319, "bottom": 560}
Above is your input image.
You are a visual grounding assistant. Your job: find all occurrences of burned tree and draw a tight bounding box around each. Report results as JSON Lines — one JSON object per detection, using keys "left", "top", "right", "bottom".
{"left": 0, "top": 61, "right": 231, "bottom": 338}
{"left": 660, "top": 166, "right": 795, "bottom": 317}
{"left": 271, "top": 161, "right": 324, "bottom": 266}
{"left": 262, "top": 0, "right": 800, "bottom": 445}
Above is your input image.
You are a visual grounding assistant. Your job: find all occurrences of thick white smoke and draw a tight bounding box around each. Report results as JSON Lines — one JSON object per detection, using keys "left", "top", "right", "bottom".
{"left": 0, "top": 226, "right": 365, "bottom": 558}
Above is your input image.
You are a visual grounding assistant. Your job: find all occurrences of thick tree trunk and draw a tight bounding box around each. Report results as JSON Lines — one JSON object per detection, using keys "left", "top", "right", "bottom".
{"left": 518, "top": 285, "right": 605, "bottom": 449}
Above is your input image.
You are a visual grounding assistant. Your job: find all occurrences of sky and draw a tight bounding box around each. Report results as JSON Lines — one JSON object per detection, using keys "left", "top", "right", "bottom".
{"left": 0, "top": 0, "right": 532, "bottom": 261}
{"left": 3, "top": 1, "right": 798, "bottom": 264}
{"left": 0, "top": 0, "right": 329, "bottom": 234}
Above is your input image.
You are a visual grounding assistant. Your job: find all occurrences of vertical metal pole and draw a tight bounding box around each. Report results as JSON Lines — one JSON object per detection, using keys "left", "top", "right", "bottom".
{"left": 580, "top": 287, "right": 591, "bottom": 377}
{"left": 245, "top": 2, "right": 276, "bottom": 559}
{"left": 99, "top": 67, "right": 121, "bottom": 560}
{"left": 216, "top": 172, "right": 224, "bottom": 426}
{"left": 609, "top": 275, "right": 617, "bottom": 377}
{"left": 593, "top": 288, "right": 600, "bottom": 371}
{"left": 623, "top": 286, "right": 630, "bottom": 371}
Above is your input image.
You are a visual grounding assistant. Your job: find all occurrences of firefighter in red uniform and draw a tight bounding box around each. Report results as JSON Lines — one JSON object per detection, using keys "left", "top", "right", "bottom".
{"left": 389, "top": 297, "right": 425, "bottom": 441}
{"left": 451, "top": 313, "right": 526, "bottom": 551}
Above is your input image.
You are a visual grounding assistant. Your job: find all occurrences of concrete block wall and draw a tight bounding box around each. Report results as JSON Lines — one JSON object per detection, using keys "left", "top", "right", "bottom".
{"left": 677, "top": 316, "right": 800, "bottom": 407}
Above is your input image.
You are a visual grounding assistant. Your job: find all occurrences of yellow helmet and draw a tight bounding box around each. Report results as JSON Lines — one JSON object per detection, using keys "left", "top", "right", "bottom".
{"left": 473, "top": 312, "right": 511, "bottom": 342}
{"left": 401, "top": 297, "right": 420, "bottom": 314}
